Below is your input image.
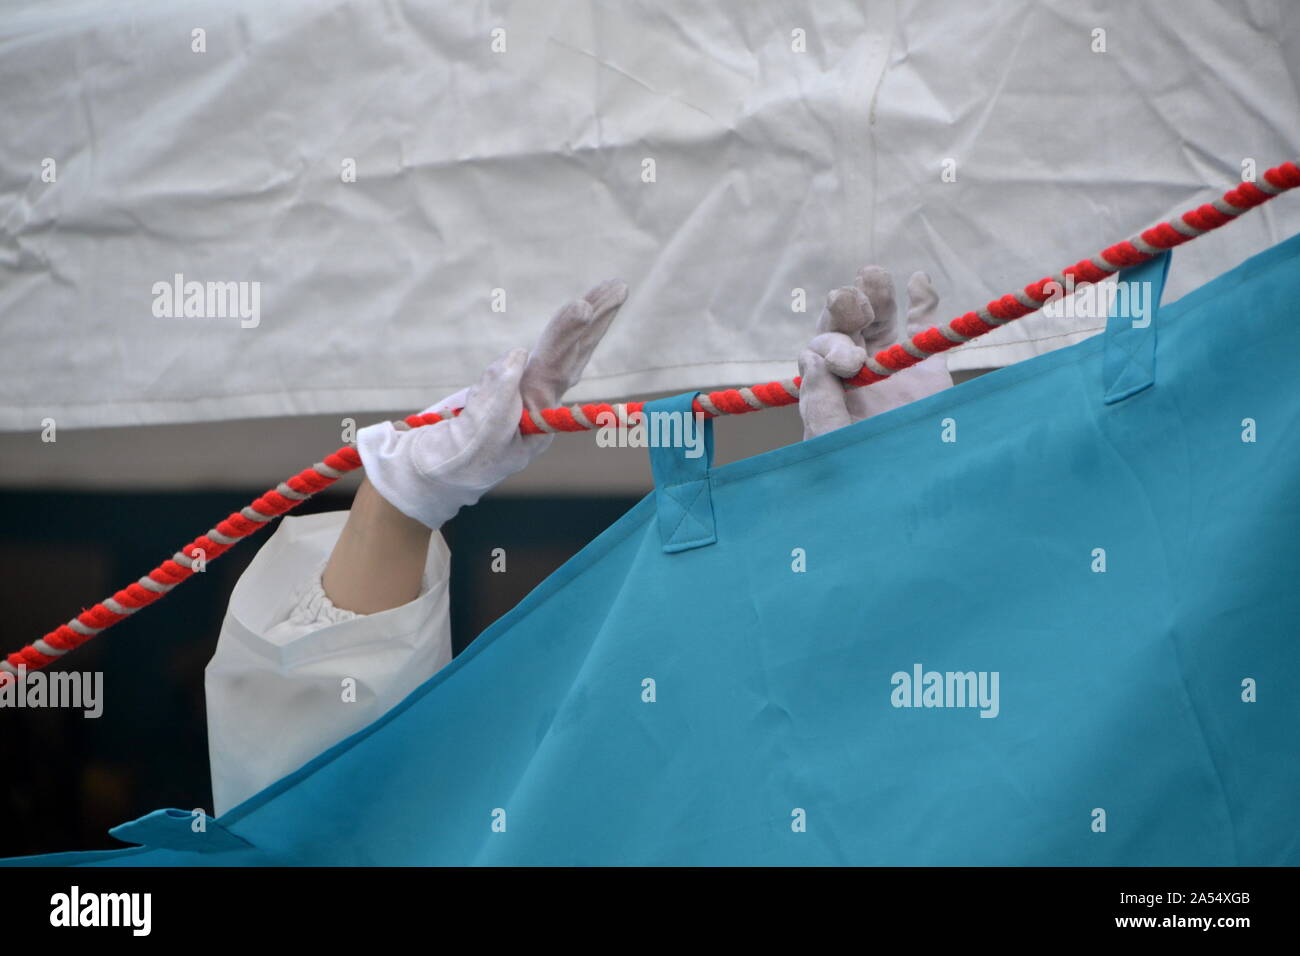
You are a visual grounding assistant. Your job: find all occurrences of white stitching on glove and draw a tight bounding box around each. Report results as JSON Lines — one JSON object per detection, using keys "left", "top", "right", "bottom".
{"left": 798, "top": 266, "right": 953, "bottom": 439}
{"left": 357, "top": 279, "right": 628, "bottom": 530}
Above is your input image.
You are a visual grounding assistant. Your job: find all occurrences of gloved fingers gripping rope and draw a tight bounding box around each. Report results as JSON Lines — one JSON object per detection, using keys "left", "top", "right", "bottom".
{"left": 357, "top": 280, "right": 630, "bottom": 533}
{"left": 4, "top": 161, "right": 1298, "bottom": 685}
{"left": 799, "top": 267, "right": 954, "bottom": 439}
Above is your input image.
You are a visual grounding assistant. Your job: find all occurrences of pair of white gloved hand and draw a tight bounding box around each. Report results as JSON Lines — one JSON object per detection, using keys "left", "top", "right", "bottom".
{"left": 357, "top": 267, "right": 953, "bottom": 532}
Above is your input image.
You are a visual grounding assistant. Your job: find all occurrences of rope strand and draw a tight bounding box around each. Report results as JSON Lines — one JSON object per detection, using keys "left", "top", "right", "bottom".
{"left": 4, "top": 160, "right": 1297, "bottom": 685}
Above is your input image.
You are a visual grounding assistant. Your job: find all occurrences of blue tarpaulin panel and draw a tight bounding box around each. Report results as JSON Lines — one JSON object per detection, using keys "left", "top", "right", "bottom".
{"left": 7, "top": 234, "right": 1299, "bottom": 866}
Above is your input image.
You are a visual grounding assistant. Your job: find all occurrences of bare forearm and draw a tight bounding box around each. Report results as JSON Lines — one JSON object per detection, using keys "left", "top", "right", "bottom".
{"left": 321, "top": 477, "right": 432, "bottom": 614}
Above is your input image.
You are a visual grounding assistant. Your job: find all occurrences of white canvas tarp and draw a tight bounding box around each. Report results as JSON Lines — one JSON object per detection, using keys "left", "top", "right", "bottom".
{"left": 2, "top": 0, "right": 1297, "bottom": 432}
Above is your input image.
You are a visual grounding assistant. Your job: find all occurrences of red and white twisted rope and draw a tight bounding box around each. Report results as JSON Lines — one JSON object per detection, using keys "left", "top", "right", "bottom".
{"left": 3, "top": 160, "right": 1297, "bottom": 686}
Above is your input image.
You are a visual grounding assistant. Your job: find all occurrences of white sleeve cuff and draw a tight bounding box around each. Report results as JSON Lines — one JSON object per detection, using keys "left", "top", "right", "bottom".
{"left": 205, "top": 510, "right": 453, "bottom": 816}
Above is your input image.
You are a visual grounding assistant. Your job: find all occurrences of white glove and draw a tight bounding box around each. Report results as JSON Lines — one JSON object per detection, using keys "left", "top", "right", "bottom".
{"left": 358, "top": 279, "right": 628, "bottom": 529}
{"left": 798, "top": 266, "right": 953, "bottom": 439}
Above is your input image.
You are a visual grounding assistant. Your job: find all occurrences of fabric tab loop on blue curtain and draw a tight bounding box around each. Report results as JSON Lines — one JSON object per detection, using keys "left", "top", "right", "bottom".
{"left": 643, "top": 391, "right": 716, "bottom": 553}
{"left": 1103, "top": 250, "right": 1171, "bottom": 404}
{"left": 108, "top": 808, "right": 253, "bottom": 853}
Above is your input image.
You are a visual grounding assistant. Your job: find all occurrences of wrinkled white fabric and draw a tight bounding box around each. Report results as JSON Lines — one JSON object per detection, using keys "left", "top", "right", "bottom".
{"left": 270, "top": 559, "right": 361, "bottom": 633}
{"left": 2, "top": 0, "right": 1296, "bottom": 433}
{"left": 205, "top": 511, "right": 452, "bottom": 816}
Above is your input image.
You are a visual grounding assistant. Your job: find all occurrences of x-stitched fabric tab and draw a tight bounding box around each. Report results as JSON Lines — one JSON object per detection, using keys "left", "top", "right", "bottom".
{"left": 1104, "top": 250, "right": 1170, "bottom": 404}
{"left": 108, "top": 808, "right": 253, "bottom": 853}
{"left": 644, "top": 391, "right": 717, "bottom": 553}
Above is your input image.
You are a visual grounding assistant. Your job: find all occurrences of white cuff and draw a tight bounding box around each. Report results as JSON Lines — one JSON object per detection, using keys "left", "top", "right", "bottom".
{"left": 205, "top": 511, "right": 453, "bottom": 816}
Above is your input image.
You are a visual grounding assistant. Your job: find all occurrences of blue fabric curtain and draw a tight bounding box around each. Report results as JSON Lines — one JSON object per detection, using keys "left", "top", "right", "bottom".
{"left": 8, "top": 234, "right": 1299, "bottom": 866}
